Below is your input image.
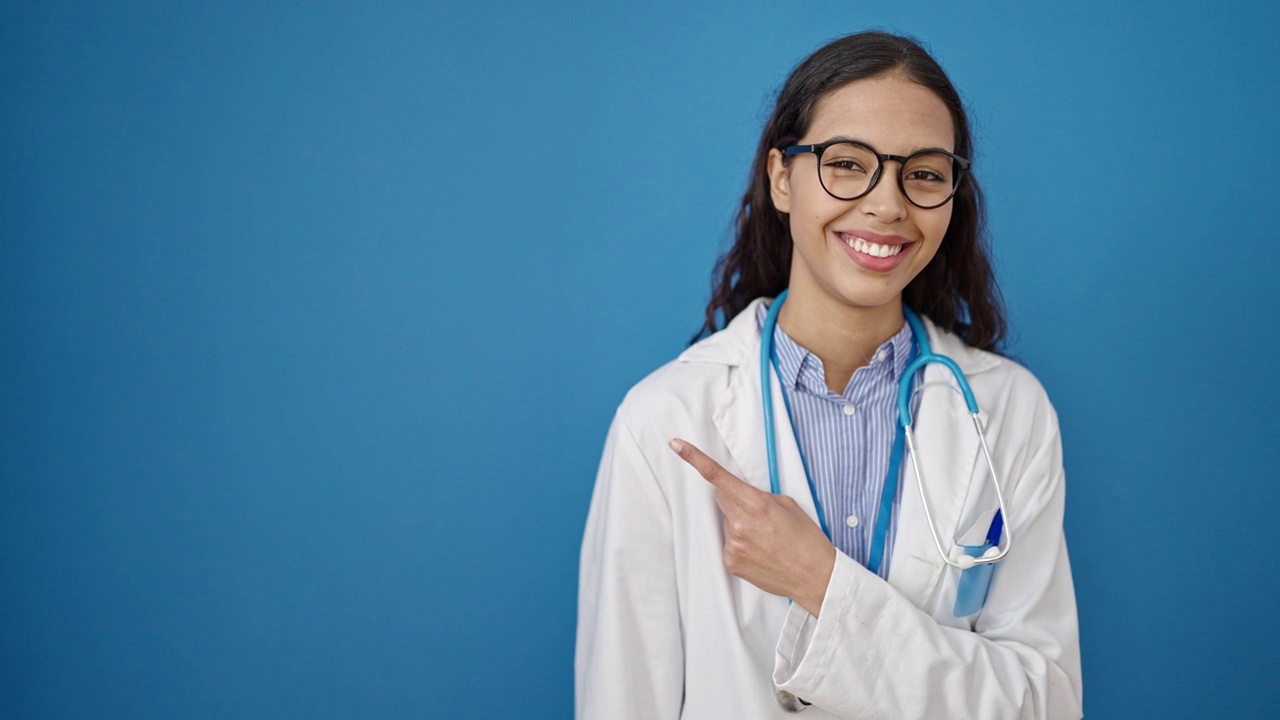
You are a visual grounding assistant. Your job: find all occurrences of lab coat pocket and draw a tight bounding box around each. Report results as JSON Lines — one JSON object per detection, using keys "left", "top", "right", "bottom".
{"left": 953, "top": 544, "right": 996, "bottom": 617}
{"left": 952, "top": 509, "right": 1000, "bottom": 617}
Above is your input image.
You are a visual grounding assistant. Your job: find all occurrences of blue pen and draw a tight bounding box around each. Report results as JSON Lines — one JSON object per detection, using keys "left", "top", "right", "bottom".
{"left": 986, "top": 509, "right": 1004, "bottom": 547}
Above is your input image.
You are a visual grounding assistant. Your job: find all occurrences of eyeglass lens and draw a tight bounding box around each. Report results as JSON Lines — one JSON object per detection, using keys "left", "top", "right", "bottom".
{"left": 818, "top": 142, "right": 959, "bottom": 208}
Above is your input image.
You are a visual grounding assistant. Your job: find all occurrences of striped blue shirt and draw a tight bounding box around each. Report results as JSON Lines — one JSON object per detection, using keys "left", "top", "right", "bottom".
{"left": 757, "top": 301, "right": 914, "bottom": 578}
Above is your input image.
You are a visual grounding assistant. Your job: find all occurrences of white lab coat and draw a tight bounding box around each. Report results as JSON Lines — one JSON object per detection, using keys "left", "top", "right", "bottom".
{"left": 576, "top": 298, "right": 1083, "bottom": 719}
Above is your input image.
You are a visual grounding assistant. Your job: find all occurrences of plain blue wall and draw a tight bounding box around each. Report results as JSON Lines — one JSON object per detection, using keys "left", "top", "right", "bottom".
{"left": 4, "top": 1, "right": 1279, "bottom": 717}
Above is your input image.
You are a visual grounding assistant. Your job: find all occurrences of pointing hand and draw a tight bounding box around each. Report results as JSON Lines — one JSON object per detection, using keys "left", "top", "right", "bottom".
{"left": 669, "top": 438, "right": 836, "bottom": 617}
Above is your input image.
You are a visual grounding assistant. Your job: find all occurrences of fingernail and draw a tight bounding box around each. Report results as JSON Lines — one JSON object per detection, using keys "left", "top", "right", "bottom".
{"left": 668, "top": 439, "right": 684, "bottom": 454}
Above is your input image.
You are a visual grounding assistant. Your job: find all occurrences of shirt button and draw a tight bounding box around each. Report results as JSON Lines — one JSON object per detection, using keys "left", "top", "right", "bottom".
{"left": 845, "top": 515, "right": 860, "bottom": 528}
{"left": 842, "top": 404, "right": 856, "bottom": 416}
{"left": 876, "top": 350, "right": 888, "bottom": 363}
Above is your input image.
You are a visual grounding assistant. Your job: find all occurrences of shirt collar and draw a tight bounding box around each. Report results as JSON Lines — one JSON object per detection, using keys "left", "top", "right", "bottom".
{"left": 756, "top": 300, "right": 915, "bottom": 397}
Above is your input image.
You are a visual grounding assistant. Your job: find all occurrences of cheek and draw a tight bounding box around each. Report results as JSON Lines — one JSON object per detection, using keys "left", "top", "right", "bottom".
{"left": 785, "top": 173, "right": 831, "bottom": 222}
{"left": 786, "top": 196, "right": 824, "bottom": 237}
{"left": 792, "top": 210, "right": 834, "bottom": 252}
{"left": 923, "top": 207, "right": 953, "bottom": 245}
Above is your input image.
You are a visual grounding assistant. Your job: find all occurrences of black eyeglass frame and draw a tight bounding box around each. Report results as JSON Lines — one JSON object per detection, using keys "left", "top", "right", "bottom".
{"left": 783, "top": 140, "right": 971, "bottom": 210}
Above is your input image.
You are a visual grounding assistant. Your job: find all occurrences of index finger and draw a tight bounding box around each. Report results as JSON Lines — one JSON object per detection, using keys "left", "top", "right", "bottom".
{"left": 668, "top": 438, "right": 757, "bottom": 502}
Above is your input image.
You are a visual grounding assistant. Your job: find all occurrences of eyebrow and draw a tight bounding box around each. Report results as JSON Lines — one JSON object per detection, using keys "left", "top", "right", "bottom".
{"left": 816, "top": 135, "right": 954, "bottom": 155}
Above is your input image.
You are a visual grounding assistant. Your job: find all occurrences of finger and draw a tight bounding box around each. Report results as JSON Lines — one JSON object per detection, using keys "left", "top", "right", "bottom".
{"left": 668, "top": 438, "right": 754, "bottom": 501}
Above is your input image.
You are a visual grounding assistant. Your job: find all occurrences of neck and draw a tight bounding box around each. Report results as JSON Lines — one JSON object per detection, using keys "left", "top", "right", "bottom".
{"left": 776, "top": 290, "right": 905, "bottom": 394}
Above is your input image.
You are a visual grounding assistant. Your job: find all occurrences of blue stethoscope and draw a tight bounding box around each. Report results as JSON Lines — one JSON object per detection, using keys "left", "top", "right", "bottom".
{"left": 760, "top": 290, "right": 1012, "bottom": 575}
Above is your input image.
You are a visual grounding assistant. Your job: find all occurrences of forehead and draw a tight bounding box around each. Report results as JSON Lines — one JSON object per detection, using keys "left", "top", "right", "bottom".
{"left": 805, "top": 74, "right": 955, "bottom": 153}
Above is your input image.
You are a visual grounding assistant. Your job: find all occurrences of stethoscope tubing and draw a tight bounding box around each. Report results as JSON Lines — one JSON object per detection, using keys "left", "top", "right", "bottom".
{"left": 899, "top": 309, "right": 1011, "bottom": 570}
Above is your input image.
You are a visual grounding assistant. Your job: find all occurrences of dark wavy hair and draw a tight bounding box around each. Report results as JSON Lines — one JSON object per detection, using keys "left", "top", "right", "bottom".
{"left": 697, "top": 31, "right": 1005, "bottom": 351}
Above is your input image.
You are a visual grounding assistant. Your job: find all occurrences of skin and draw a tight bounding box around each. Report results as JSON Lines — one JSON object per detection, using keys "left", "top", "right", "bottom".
{"left": 672, "top": 73, "right": 958, "bottom": 617}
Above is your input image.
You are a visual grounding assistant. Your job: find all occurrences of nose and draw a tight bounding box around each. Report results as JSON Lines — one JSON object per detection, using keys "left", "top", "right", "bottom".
{"left": 858, "top": 164, "right": 909, "bottom": 223}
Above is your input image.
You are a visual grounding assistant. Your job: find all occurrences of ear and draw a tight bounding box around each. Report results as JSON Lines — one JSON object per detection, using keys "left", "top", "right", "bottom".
{"left": 766, "top": 148, "right": 791, "bottom": 214}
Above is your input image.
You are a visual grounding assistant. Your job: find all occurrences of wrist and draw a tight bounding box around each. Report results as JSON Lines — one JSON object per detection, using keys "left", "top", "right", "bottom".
{"left": 796, "top": 546, "right": 836, "bottom": 617}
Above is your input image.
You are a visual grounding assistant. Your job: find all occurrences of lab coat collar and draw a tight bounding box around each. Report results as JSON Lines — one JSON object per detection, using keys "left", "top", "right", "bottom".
{"left": 678, "top": 296, "right": 1000, "bottom": 610}
{"left": 679, "top": 297, "right": 1003, "bottom": 378}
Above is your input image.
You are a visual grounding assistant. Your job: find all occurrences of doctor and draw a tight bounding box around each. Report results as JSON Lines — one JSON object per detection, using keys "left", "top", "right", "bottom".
{"left": 577, "top": 32, "right": 1082, "bottom": 719}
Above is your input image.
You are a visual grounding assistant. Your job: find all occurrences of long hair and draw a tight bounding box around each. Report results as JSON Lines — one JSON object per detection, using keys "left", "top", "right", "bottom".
{"left": 697, "top": 31, "right": 1006, "bottom": 351}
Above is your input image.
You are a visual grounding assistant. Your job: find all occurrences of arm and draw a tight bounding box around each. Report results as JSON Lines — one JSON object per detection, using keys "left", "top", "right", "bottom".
{"left": 576, "top": 414, "right": 683, "bottom": 720}
{"left": 773, "top": 413, "right": 1082, "bottom": 719}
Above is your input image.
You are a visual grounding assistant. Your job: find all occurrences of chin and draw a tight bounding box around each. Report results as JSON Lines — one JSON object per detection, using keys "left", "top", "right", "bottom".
{"left": 830, "top": 283, "right": 908, "bottom": 312}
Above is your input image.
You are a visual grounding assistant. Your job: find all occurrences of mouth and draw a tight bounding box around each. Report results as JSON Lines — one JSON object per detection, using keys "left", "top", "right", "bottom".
{"left": 842, "top": 235, "right": 903, "bottom": 258}
{"left": 838, "top": 232, "right": 913, "bottom": 256}
{"left": 836, "top": 231, "right": 915, "bottom": 271}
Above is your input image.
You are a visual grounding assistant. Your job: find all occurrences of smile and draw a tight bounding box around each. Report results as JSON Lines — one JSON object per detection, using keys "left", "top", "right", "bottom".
{"left": 841, "top": 234, "right": 905, "bottom": 258}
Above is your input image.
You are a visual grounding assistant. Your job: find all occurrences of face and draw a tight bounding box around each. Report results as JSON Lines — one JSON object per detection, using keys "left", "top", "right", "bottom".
{"left": 768, "top": 74, "right": 956, "bottom": 315}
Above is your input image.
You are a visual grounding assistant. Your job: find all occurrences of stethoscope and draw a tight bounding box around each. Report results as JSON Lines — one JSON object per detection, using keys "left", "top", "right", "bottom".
{"left": 760, "top": 290, "right": 1012, "bottom": 573}
{"left": 761, "top": 290, "right": 1012, "bottom": 714}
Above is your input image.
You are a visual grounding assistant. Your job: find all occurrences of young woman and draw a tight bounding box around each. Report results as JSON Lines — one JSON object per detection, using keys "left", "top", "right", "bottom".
{"left": 576, "top": 32, "right": 1082, "bottom": 719}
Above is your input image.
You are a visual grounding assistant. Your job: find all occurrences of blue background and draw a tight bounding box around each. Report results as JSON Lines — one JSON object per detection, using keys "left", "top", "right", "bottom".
{"left": 3, "top": 1, "right": 1278, "bottom": 717}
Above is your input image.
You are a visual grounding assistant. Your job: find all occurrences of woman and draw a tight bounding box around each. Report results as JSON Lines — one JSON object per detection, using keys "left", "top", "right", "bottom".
{"left": 576, "top": 32, "right": 1082, "bottom": 719}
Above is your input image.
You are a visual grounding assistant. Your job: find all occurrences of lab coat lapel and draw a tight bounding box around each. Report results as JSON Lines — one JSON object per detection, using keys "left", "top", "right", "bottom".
{"left": 886, "top": 324, "right": 986, "bottom": 610}
{"left": 708, "top": 306, "right": 820, "bottom": 525}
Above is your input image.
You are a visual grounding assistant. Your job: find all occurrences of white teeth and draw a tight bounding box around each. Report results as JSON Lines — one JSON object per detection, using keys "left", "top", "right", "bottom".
{"left": 844, "top": 235, "right": 903, "bottom": 258}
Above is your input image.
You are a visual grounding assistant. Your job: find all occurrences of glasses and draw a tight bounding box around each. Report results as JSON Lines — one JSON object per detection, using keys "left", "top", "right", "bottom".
{"left": 784, "top": 140, "right": 970, "bottom": 209}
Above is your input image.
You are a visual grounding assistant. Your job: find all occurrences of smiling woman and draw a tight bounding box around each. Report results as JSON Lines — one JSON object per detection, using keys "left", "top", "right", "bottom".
{"left": 576, "top": 31, "right": 1082, "bottom": 719}
{"left": 767, "top": 76, "right": 959, "bottom": 390}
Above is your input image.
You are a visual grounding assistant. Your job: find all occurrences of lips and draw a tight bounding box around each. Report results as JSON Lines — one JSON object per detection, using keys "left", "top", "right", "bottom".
{"left": 836, "top": 231, "right": 915, "bottom": 271}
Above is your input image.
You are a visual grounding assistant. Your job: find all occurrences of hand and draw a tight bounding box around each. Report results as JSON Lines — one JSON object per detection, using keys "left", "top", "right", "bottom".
{"left": 669, "top": 438, "right": 836, "bottom": 617}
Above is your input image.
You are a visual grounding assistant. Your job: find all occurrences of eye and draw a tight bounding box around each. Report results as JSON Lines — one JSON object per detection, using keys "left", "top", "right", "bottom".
{"left": 824, "top": 158, "right": 868, "bottom": 173}
{"left": 903, "top": 152, "right": 955, "bottom": 185}
{"left": 905, "top": 168, "right": 946, "bottom": 183}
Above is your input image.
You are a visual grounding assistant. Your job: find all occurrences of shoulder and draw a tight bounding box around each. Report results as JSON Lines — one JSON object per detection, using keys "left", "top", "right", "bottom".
{"left": 926, "top": 320, "right": 1060, "bottom": 440}
{"left": 613, "top": 335, "right": 738, "bottom": 434}
{"left": 980, "top": 349, "right": 1057, "bottom": 431}
{"left": 595, "top": 321, "right": 751, "bottom": 499}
